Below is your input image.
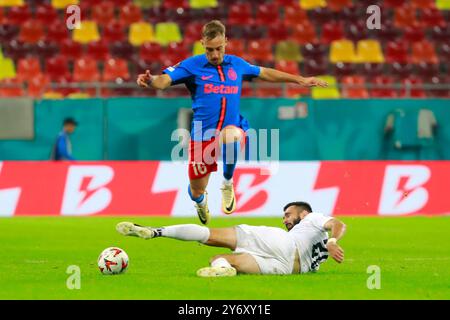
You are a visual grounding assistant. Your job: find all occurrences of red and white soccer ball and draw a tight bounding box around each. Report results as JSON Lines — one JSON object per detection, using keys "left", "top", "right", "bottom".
{"left": 97, "top": 247, "right": 129, "bottom": 275}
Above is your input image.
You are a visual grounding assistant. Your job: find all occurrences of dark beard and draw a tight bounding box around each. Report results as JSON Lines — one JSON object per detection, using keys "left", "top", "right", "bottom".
{"left": 287, "top": 217, "right": 301, "bottom": 231}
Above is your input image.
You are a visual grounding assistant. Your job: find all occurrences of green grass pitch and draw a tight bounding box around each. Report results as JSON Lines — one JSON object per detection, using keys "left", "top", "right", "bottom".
{"left": 0, "top": 216, "right": 449, "bottom": 300}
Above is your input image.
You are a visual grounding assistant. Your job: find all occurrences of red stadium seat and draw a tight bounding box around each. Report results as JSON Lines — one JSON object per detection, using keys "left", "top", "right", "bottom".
{"left": 35, "top": 4, "right": 59, "bottom": 25}
{"left": 421, "top": 8, "right": 446, "bottom": 28}
{"left": 275, "top": 60, "right": 299, "bottom": 74}
{"left": 255, "top": 86, "right": 283, "bottom": 98}
{"left": 346, "top": 20, "right": 368, "bottom": 42}
{"left": 45, "top": 56, "right": 71, "bottom": 82}
{"left": 92, "top": 1, "right": 116, "bottom": 26}
{"left": 0, "top": 8, "right": 6, "bottom": 25}
{"left": 411, "top": 40, "right": 439, "bottom": 64}
{"left": 147, "top": 6, "right": 168, "bottom": 24}
{"left": 291, "top": 22, "right": 317, "bottom": 44}
{"left": 255, "top": 3, "right": 279, "bottom": 26}
{"left": 241, "top": 25, "right": 265, "bottom": 40}
{"left": 385, "top": 40, "right": 409, "bottom": 64}
{"left": 332, "top": 62, "right": 356, "bottom": 78}
{"left": 102, "top": 58, "right": 130, "bottom": 82}
{"left": 17, "top": 57, "right": 41, "bottom": 82}
{"left": 411, "top": 0, "right": 436, "bottom": 10}
{"left": 19, "top": 20, "right": 45, "bottom": 44}
{"left": 302, "top": 42, "right": 328, "bottom": 61}
{"left": 303, "top": 59, "right": 328, "bottom": 77}
{"left": 308, "top": 7, "right": 333, "bottom": 25}
{"left": 268, "top": 23, "right": 289, "bottom": 42}
{"left": 276, "top": 0, "right": 298, "bottom": 6}
{"left": 228, "top": 3, "right": 253, "bottom": 26}
{"left": 3, "top": 39, "right": 31, "bottom": 61}
{"left": 370, "top": 76, "right": 397, "bottom": 98}
{"left": 0, "top": 25, "right": 19, "bottom": 43}
{"left": 327, "top": 0, "right": 353, "bottom": 11}
{"left": 135, "top": 59, "right": 162, "bottom": 77}
{"left": 416, "top": 62, "right": 439, "bottom": 78}
{"left": 321, "top": 22, "right": 344, "bottom": 44}
{"left": 399, "top": 76, "right": 426, "bottom": 98}
{"left": 73, "top": 57, "right": 101, "bottom": 82}
{"left": 430, "top": 25, "right": 450, "bottom": 43}
{"left": 362, "top": 63, "right": 385, "bottom": 77}
{"left": 46, "top": 21, "right": 69, "bottom": 43}
{"left": 139, "top": 42, "right": 162, "bottom": 61}
{"left": 373, "top": 20, "right": 400, "bottom": 42}
{"left": 60, "top": 39, "right": 84, "bottom": 61}
{"left": 36, "top": 40, "right": 60, "bottom": 60}
{"left": 404, "top": 23, "right": 425, "bottom": 43}
{"left": 389, "top": 62, "right": 414, "bottom": 79}
{"left": 394, "top": 5, "right": 418, "bottom": 29}
{"left": 164, "top": 41, "right": 190, "bottom": 66}
{"left": 283, "top": 5, "right": 308, "bottom": 27}
{"left": 341, "top": 76, "right": 369, "bottom": 99}
{"left": 0, "top": 78, "right": 25, "bottom": 97}
{"left": 183, "top": 22, "right": 203, "bottom": 44}
{"left": 111, "top": 0, "right": 133, "bottom": 5}
{"left": 384, "top": 0, "right": 406, "bottom": 8}
{"left": 103, "top": 21, "right": 126, "bottom": 43}
{"left": 119, "top": 3, "right": 143, "bottom": 25}
{"left": 8, "top": 5, "right": 31, "bottom": 26}
{"left": 28, "top": 73, "right": 50, "bottom": 98}
{"left": 225, "top": 39, "right": 246, "bottom": 58}
{"left": 438, "top": 43, "right": 450, "bottom": 63}
{"left": 110, "top": 41, "right": 135, "bottom": 60}
{"left": 168, "top": 7, "right": 196, "bottom": 27}
{"left": 199, "top": 7, "right": 228, "bottom": 24}
{"left": 247, "top": 40, "right": 274, "bottom": 64}
{"left": 163, "top": 0, "right": 189, "bottom": 9}
{"left": 87, "top": 40, "right": 110, "bottom": 61}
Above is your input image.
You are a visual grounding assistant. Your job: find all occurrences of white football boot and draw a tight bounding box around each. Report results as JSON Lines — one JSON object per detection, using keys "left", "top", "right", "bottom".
{"left": 220, "top": 182, "right": 236, "bottom": 214}
{"left": 116, "top": 222, "right": 155, "bottom": 240}
{"left": 195, "top": 192, "right": 211, "bottom": 225}
{"left": 197, "top": 266, "right": 237, "bottom": 278}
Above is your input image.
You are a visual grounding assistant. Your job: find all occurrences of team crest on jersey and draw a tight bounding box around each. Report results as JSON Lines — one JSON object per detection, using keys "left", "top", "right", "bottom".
{"left": 227, "top": 68, "right": 237, "bottom": 81}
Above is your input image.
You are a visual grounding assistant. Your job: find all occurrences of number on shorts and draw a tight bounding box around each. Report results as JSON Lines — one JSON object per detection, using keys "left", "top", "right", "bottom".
{"left": 192, "top": 162, "right": 207, "bottom": 176}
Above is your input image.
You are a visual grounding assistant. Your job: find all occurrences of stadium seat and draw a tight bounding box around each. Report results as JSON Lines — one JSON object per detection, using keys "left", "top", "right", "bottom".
{"left": 438, "top": 43, "right": 450, "bottom": 63}
{"left": 0, "top": 7, "right": 5, "bottom": 25}
{"left": 119, "top": 3, "right": 143, "bottom": 25}
{"left": 255, "top": 3, "right": 279, "bottom": 26}
{"left": 36, "top": 40, "right": 59, "bottom": 60}
{"left": 291, "top": 22, "right": 317, "bottom": 44}
{"left": 102, "top": 58, "right": 130, "bottom": 82}
{"left": 332, "top": 62, "right": 356, "bottom": 78}
{"left": 275, "top": 41, "right": 302, "bottom": 62}
{"left": 308, "top": 7, "right": 332, "bottom": 25}
{"left": 311, "top": 75, "right": 340, "bottom": 99}
{"left": 135, "top": 59, "right": 161, "bottom": 77}
{"left": 42, "top": 91, "right": 65, "bottom": 99}
{"left": 299, "top": 0, "right": 326, "bottom": 10}
{"left": 46, "top": 21, "right": 69, "bottom": 43}
{"left": 321, "top": 22, "right": 344, "bottom": 44}
{"left": 51, "top": 0, "right": 79, "bottom": 9}
{"left": 283, "top": 5, "right": 308, "bottom": 26}
{"left": 346, "top": 20, "right": 368, "bottom": 42}
{"left": 302, "top": 42, "right": 327, "bottom": 61}
{"left": 421, "top": 8, "right": 446, "bottom": 28}
{"left": 411, "top": 40, "right": 439, "bottom": 64}
{"left": 73, "top": 21, "right": 100, "bottom": 44}
{"left": 35, "top": 4, "right": 59, "bottom": 25}
{"left": 192, "top": 41, "right": 203, "bottom": 56}
{"left": 227, "top": 2, "right": 252, "bottom": 26}
{"left": 103, "top": 21, "right": 126, "bottom": 43}
{"left": 411, "top": 0, "right": 436, "bottom": 9}
{"left": 0, "top": 58, "right": 16, "bottom": 80}
{"left": 45, "top": 55, "right": 71, "bottom": 82}
{"left": 164, "top": 41, "right": 190, "bottom": 66}
{"left": 225, "top": 39, "right": 245, "bottom": 58}
{"left": 327, "top": 0, "right": 353, "bottom": 11}
{"left": 394, "top": 5, "right": 418, "bottom": 29}
{"left": 154, "top": 22, "right": 182, "bottom": 46}
{"left": 92, "top": 1, "right": 116, "bottom": 26}
{"left": 255, "top": 86, "right": 283, "bottom": 98}
{"left": 399, "top": 76, "right": 426, "bottom": 98}
{"left": 329, "top": 39, "right": 357, "bottom": 63}
{"left": 162, "top": 0, "right": 188, "bottom": 9}
{"left": 436, "top": 0, "right": 450, "bottom": 9}
{"left": 129, "top": 22, "right": 154, "bottom": 46}
{"left": 370, "top": 75, "right": 397, "bottom": 98}
{"left": 268, "top": 23, "right": 289, "bottom": 42}
{"left": 190, "top": 0, "right": 217, "bottom": 9}
{"left": 7, "top": 5, "right": 31, "bottom": 25}
{"left": 19, "top": 20, "right": 45, "bottom": 44}
{"left": 147, "top": 6, "right": 168, "bottom": 24}
{"left": 385, "top": 40, "right": 409, "bottom": 63}
{"left": 341, "top": 76, "right": 369, "bottom": 99}
{"left": 304, "top": 59, "right": 328, "bottom": 76}
{"left": 389, "top": 62, "right": 413, "bottom": 78}
{"left": 183, "top": 22, "right": 203, "bottom": 44}
{"left": 355, "top": 40, "right": 384, "bottom": 63}
{"left": 87, "top": 40, "right": 110, "bottom": 61}
{"left": 384, "top": 0, "right": 405, "bottom": 8}
{"left": 134, "top": 0, "right": 161, "bottom": 8}
{"left": 416, "top": 62, "right": 439, "bottom": 78}
{"left": 73, "top": 57, "right": 101, "bottom": 82}
{"left": 404, "top": 23, "right": 425, "bottom": 43}
{"left": 247, "top": 40, "right": 274, "bottom": 64}
{"left": 110, "top": 41, "right": 135, "bottom": 60}
{"left": 363, "top": 63, "right": 385, "bottom": 77}
{"left": 275, "top": 60, "right": 300, "bottom": 74}
{"left": 241, "top": 25, "right": 266, "bottom": 40}
{"left": 27, "top": 73, "right": 50, "bottom": 98}
{"left": 430, "top": 25, "right": 450, "bottom": 43}
{"left": 0, "top": 77, "right": 25, "bottom": 97}
{"left": 67, "top": 92, "right": 92, "bottom": 99}
{"left": 374, "top": 20, "right": 400, "bottom": 43}
{"left": 4, "top": 39, "right": 31, "bottom": 60}
{"left": 139, "top": 42, "right": 162, "bottom": 61}
{"left": 60, "top": 39, "right": 83, "bottom": 61}
{"left": 0, "top": 0, "right": 24, "bottom": 6}
{"left": 0, "top": 25, "right": 19, "bottom": 43}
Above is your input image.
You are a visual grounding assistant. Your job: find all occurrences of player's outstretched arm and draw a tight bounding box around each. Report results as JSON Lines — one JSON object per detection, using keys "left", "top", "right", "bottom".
{"left": 323, "top": 218, "right": 346, "bottom": 264}
{"left": 258, "top": 67, "right": 328, "bottom": 87}
{"left": 136, "top": 70, "right": 172, "bottom": 90}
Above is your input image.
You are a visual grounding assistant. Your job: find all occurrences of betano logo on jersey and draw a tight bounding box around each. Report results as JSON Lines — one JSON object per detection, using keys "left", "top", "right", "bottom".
{"left": 204, "top": 84, "right": 239, "bottom": 94}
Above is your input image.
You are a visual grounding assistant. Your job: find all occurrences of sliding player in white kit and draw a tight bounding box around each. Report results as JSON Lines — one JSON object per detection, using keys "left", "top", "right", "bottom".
{"left": 116, "top": 201, "right": 346, "bottom": 276}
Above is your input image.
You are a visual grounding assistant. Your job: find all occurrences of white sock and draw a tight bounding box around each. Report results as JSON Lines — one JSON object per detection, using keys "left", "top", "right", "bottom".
{"left": 211, "top": 257, "right": 232, "bottom": 268}
{"left": 160, "top": 224, "right": 210, "bottom": 243}
{"left": 223, "top": 178, "right": 233, "bottom": 186}
{"left": 196, "top": 196, "right": 207, "bottom": 207}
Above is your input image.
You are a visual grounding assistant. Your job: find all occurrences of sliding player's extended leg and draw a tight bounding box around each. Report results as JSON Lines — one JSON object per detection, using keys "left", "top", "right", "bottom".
{"left": 220, "top": 125, "right": 244, "bottom": 214}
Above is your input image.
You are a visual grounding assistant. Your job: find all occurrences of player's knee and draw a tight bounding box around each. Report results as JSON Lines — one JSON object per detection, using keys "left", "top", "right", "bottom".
{"left": 220, "top": 126, "right": 243, "bottom": 144}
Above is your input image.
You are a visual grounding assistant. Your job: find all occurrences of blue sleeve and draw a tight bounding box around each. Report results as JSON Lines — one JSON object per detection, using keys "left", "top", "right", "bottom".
{"left": 162, "top": 59, "right": 194, "bottom": 86}
{"left": 56, "top": 136, "right": 75, "bottom": 161}
{"left": 237, "top": 57, "right": 261, "bottom": 81}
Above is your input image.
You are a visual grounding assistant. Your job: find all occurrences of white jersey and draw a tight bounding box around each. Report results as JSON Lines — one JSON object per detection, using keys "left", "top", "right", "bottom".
{"left": 288, "top": 212, "right": 332, "bottom": 273}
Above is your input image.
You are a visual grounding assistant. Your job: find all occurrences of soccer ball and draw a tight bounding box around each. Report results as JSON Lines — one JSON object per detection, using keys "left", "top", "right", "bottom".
{"left": 97, "top": 247, "right": 129, "bottom": 275}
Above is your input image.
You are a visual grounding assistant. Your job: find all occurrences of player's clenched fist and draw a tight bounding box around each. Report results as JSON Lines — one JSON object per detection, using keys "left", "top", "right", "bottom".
{"left": 327, "top": 241, "right": 344, "bottom": 263}
{"left": 137, "top": 70, "right": 153, "bottom": 88}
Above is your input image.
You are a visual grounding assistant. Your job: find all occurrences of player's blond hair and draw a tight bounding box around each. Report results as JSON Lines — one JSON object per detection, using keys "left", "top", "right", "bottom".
{"left": 202, "top": 20, "right": 226, "bottom": 40}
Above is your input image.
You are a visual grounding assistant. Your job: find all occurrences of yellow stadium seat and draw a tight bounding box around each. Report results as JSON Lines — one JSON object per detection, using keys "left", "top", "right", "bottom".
{"left": 356, "top": 39, "right": 384, "bottom": 63}
{"left": 0, "top": 58, "right": 16, "bottom": 80}
{"left": 436, "top": 0, "right": 450, "bottom": 10}
{"left": 129, "top": 22, "right": 154, "bottom": 46}
{"left": 42, "top": 91, "right": 64, "bottom": 99}
{"left": 0, "top": 46, "right": 4, "bottom": 60}
{"left": 67, "top": 92, "right": 91, "bottom": 99}
{"left": 72, "top": 21, "right": 100, "bottom": 44}
{"left": 51, "top": 0, "right": 79, "bottom": 9}
{"left": 192, "top": 41, "right": 204, "bottom": 56}
{"left": 190, "top": 0, "right": 218, "bottom": 9}
{"left": 275, "top": 41, "right": 303, "bottom": 62}
{"left": 154, "top": 22, "right": 182, "bottom": 46}
{"left": 134, "top": 0, "right": 161, "bottom": 8}
{"left": 299, "top": 0, "right": 326, "bottom": 10}
{"left": 311, "top": 75, "right": 341, "bottom": 99}
{"left": 329, "top": 39, "right": 357, "bottom": 63}
{"left": 0, "top": 0, "right": 24, "bottom": 6}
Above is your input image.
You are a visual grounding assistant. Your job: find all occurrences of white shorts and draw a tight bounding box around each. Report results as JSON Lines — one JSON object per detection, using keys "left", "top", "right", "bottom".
{"left": 234, "top": 224, "right": 297, "bottom": 275}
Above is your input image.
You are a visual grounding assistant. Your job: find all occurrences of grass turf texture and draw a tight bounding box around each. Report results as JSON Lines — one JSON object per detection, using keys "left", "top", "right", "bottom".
{"left": 0, "top": 216, "right": 449, "bottom": 300}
